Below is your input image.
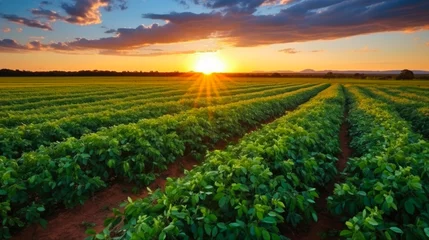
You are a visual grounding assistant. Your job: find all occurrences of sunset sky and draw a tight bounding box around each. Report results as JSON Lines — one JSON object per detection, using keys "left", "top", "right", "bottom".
{"left": 0, "top": 0, "right": 429, "bottom": 72}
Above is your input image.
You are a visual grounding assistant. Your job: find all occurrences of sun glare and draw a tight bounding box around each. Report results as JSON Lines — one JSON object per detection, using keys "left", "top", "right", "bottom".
{"left": 194, "top": 53, "right": 226, "bottom": 75}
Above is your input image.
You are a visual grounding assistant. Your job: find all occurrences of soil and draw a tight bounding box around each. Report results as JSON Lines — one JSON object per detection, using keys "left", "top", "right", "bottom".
{"left": 283, "top": 109, "right": 352, "bottom": 240}
{"left": 13, "top": 114, "right": 281, "bottom": 240}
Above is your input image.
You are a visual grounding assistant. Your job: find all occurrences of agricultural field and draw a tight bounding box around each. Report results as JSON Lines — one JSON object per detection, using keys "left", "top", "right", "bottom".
{"left": 0, "top": 77, "right": 429, "bottom": 240}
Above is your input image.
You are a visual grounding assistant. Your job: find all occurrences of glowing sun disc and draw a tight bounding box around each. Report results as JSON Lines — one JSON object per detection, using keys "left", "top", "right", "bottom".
{"left": 194, "top": 53, "right": 226, "bottom": 74}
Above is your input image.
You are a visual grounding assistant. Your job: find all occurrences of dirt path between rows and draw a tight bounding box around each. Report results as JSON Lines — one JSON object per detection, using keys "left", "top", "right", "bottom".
{"left": 13, "top": 117, "right": 279, "bottom": 240}
{"left": 285, "top": 107, "right": 352, "bottom": 240}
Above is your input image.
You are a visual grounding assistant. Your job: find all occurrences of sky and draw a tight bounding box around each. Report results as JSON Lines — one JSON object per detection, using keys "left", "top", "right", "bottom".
{"left": 0, "top": 0, "right": 429, "bottom": 72}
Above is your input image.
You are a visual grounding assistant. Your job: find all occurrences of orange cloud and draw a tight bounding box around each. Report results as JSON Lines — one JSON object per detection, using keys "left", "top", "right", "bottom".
{"left": 2, "top": 27, "right": 11, "bottom": 33}
{"left": 279, "top": 48, "right": 300, "bottom": 54}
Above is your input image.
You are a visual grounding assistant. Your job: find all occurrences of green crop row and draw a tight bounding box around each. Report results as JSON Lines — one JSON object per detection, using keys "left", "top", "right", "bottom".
{"left": 381, "top": 88, "right": 429, "bottom": 103}
{"left": 0, "top": 83, "right": 295, "bottom": 127}
{"left": 91, "top": 85, "right": 344, "bottom": 240}
{"left": 0, "top": 84, "right": 328, "bottom": 239}
{"left": 360, "top": 87, "right": 429, "bottom": 139}
{"left": 0, "top": 86, "right": 178, "bottom": 112}
{"left": 0, "top": 84, "right": 311, "bottom": 158}
{"left": 327, "top": 87, "right": 429, "bottom": 240}
{"left": 0, "top": 85, "right": 171, "bottom": 106}
{"left": 0, "top": 82, "right": 283, "bottom": 118}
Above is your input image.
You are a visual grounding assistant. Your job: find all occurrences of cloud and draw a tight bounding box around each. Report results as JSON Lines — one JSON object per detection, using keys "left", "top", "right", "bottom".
{"left": 426, "top": 42, "right": 429, "bottom": 46}
{"left": 61, "top": 0, "right": 127, "bottom": 25}
{"left": 1, "top": 0, "right": 429, "bottom": 54}
{"left": 0, "top": 39, "right": 46, "bottom": 52}
{"left": 262, "top": 0, "right": 293, "bottom": 6}
{"left": 31, "top": 8, "right": 66, "bottom": 21}
{"left": 16, "top": 28, "right": 23, "bottom": 32}
{"left": 99, "top": 49, "right": 197, "bottom": 57}
{"left": 40, "top": 1, "right": 52, "bottom": 5}
{"left": 2, "top": 27, "right": 11, "bottom": 33}
{"left": 29, "top": 36, "right": 45, "bottom": 40}
{"left": 178, "top": 0, "right": 293, "bottom": 13}
{"left": 104, "top": 29, "right": 116, "bottom": 34}
{"left": 311, "top": 49, "right": 325, "bottom": 53}
{"left": 279, "top": 48, "right": 299, "bottom": 54}
{"left": 53, "top": 0, "right": 429, "bottom": 51}
{"left": 1, "top": 14, "right": 52, "bottom": 30}
{"left": 354, "top": 46, "right": 378, "bottom": 53}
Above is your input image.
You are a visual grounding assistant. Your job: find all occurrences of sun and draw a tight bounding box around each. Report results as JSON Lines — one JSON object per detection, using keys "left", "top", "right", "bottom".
{"left": 194, "top": 53, "right": 226, "bottom": 75}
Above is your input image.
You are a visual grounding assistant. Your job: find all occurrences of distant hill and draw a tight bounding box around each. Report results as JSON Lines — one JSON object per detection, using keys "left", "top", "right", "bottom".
{"left": 254, "top": 69, "right": 429, "bottom": 75}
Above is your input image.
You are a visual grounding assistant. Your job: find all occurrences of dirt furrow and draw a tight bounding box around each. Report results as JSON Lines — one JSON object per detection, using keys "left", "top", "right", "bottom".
{"left": 13, "top": 117, "right": 280, "bottom": 240}
{"left": 285, "top": 107, "right": 352, "bottom": 240}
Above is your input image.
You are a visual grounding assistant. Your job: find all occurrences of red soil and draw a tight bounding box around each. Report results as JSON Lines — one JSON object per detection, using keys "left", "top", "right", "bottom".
{"left": 284, "top": 110, "right": 352, "bottom": 240}
{"left": 13, "top": 116, "right": 280, "bottom": 240}
{"left": 13, "top": 155, "right": 199, "bottom": 240}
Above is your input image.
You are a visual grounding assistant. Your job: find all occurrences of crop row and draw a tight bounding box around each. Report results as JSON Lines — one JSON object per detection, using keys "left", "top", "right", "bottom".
{"left": 0, "top": 82, "right": 283, "bottom": 117}
{"left": 92, "top": 85, "right": 345, "bottom": 240}
{"left": 0, "top": 84, "right": 131, "bottom": 98}
{"left": 0, "top": 85, "right": 175, "bottom": 106}
{"left": 360, "top": 87, "right": 429, "bottom": 139}
{"left": 0, "top": 83, "right": 294, "bottom": 126}
{"left": 0, "top": 85, "right": 180, "bottom": 112}
{"left": 327, "top": 87, "right": 429, "bottom": 239}
{"left": 379, "top": 88, "right": 429, "bottom": 104}
{"left": 0, "top": 84, "right": 328, "bottom": 239}
{"left": 0, "top": 81, "right": 274, "bottom": 106}
{"left": 0, "top": 83, "right": 312, "bottom": 158}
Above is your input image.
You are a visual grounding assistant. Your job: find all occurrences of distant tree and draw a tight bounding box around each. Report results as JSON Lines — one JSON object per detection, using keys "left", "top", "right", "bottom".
{"left": 353, "top": 73, "right": 366, "bottom": 79}
{"left": 324, "top": 71, "right": 334, "bottom": 79}
{"left": 271, "top": 72, "right": 282, "bottom": 77}
{"left": 396, "top": 69, "right": 414, "bottom": 80}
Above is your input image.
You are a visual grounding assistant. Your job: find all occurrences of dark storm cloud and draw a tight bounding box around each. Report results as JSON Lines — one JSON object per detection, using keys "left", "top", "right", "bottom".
{"left": 1, "top": 14, "right": 52, "bottom": 30}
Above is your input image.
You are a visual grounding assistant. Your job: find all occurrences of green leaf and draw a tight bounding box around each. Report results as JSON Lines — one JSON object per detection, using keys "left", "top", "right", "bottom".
{"left": 95, "top": 234, "right": 105, "bottom": 240}
{"left": 37, "top": 206, "right": 45, "bottom": 212}
{"left": 229, "top": 222, "right": 241, "bottom": 228}
{"left": 385, "top": 195, "right": 393, "bottom": 204}
{"left": 357, "top": 191, "right": 367, "bottom": 196}
{"left": 367, "top": 218, "right": 378, "bottom": 226}
{"left": 204, "top": 224, "right": 211, "bottom": 236}
{"left": 262, "top": 217, "right": 276, "bottom": 224}
{"left": 385, "top": 231, "right": 392, "bottom": 240}
{"left": 424, "top": 228, "right": 429, "bottom": 237}
{"left": 219, "top": 196, "right": 228, "bottom": 208}
{"left": 85, "top": 229, "right": 97, "bottom": 235}
{"left": 389, "top": 227, "right": 403, "bottom": 234}
{"left": 404, "top": 199, "right": 415, "bottom": 215}
{"left": 352, "top": 231, "right": 365, "bottom": 240}
{"left": 311, "top": 212, "right": 318, "bottom": 222}
{"left": 340, "top": 230, "right": 352, "bottom": 237}
{"left": 262, "top": 229, "right": 270, "bottom": 240}
{"left": 39, "top": 219, "right": 47, "bottom": 229}
{"left": 159, "top": 231, "right": 166, "bottom": 240}
{"left": 217, "top": 222, "right": 227, "bottom": 230}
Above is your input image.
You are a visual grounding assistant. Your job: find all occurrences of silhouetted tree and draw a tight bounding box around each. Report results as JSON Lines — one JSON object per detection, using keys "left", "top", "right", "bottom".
{"left": 271, "top": 73, "right": 282, "bottom": 77}
{"left": 396, "top": 69, "right": 414, "bottom": 80}
{"left": 324, "top": 71, "right": 334, "bottom": 79}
